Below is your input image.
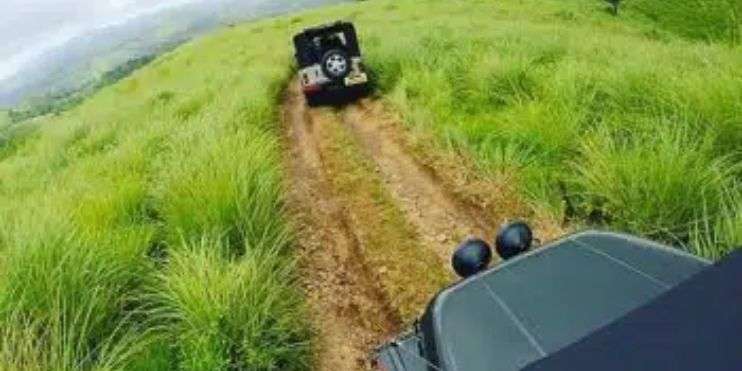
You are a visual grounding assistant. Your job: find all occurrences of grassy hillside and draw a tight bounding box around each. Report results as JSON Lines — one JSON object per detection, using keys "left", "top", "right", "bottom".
{"left": 0, "top": 0, "right": 739, "bottom": 369}
{"left": 0, "top": 19, "right": 308, "bottom": 370}
{"left": 6, "top": 55, "right": 156, "bottom": 124}
{"left": 0, "top": 111, "right": 16, "bottom": 157}
{"left": 357, "top": 0, "right": 741, "bottom": 258}
{"left": 628, "top": 0, "right": 741, "bottom": 44}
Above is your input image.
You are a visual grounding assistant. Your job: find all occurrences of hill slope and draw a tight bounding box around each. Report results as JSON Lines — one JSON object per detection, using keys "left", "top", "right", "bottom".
{"left": 628, "top": 0, "right": 740, "bottom": 44}
{"left": 0, "top": 17, "right": 307, "bottom": 370}
{"left": 0, "top": 0, "right": 739, "bottom": 370}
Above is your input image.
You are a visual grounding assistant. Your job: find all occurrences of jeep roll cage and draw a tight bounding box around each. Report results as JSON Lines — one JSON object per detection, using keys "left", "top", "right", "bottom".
{"left": 293, "top": 21, "right": 361, "bottom": 68}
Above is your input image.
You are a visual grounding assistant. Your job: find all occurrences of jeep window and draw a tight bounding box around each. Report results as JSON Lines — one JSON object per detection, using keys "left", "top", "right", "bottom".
{"left": 312, "top": 32, "right": 347, "bottom": 51}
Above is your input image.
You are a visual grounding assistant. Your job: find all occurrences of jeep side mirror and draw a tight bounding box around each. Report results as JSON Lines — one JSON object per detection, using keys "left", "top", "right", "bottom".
{"left": 452, "top": 238, "right": 493, "bottom": 278}
{"left": 496, "top": 221, "right": 533, "bottom": 260}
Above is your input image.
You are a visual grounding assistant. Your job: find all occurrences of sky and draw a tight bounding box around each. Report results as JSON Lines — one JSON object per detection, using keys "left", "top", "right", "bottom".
{"left": 0, "top": 0, "right": 342, "bottom": 106}
{"left": 0, "top": 0, "right": 201, "bottom": 82}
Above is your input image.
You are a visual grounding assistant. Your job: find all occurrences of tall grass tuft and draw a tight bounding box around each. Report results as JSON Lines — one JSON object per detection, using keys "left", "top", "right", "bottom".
{"left": 690, "top": 186, "right": 742, "bottom": 259}
{"left": 575, "top": 128, "right": 732, "bottom": 242}
{"left": 0, "top": 215, "right": 155, "bottom": 370}
{"left": 152, "top": 238, "right": 309, "bottom": 371}
{"left": 155, "top": 117, "right": 286, "bottom": 254}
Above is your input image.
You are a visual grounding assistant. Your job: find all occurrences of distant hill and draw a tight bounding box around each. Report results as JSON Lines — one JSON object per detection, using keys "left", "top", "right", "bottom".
{"left": 6, "top": 55, "right": 157, "bottom": 124}
{"left": 0, "top": 111, "right": 9, "bottom": 143}
{"left": 0, "top": 0, "right": 345, "bottom": 108}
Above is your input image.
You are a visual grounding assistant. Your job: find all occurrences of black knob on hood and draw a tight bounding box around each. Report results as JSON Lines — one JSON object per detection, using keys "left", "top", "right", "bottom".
{"left": 496, "top": 221, "right": 533, "bottom": 260}
{"left": 453, "top": 238, "right": 493, "bottom": 278}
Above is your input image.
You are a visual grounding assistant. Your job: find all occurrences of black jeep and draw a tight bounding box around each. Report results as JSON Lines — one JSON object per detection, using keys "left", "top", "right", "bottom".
{"left": 374, "top": 223, "right": 742, "bottom": 371}
{"left": 293, "top": 21, "right": 370, "bottom": 106}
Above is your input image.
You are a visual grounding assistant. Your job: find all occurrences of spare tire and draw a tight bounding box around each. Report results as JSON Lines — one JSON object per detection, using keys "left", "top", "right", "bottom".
{"left": 321, "top": 49, "right": 351, "bottom": 81}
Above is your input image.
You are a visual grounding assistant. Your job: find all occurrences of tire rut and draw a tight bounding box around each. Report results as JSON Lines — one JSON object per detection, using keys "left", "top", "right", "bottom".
{"left": 282, "top": 82, "right": 401, "bottom": 371}
{"left": 341, "top": 100, "right": 496, "bottom": 265}
{"left": 282, "top": 80, "right": 506, "bottom": 370}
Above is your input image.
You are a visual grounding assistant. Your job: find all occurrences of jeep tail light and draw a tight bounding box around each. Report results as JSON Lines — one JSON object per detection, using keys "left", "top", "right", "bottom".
{"left": 302, "top": 84, "right": 321, "bottom": 93}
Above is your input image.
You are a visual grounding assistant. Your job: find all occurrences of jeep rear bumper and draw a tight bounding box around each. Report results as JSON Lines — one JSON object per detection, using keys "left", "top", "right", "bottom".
{"left": 301, "top": 72, "right": 368, "bottom": 94}
{"left": 299, "top": 56, "right": 366, "bottom": 93}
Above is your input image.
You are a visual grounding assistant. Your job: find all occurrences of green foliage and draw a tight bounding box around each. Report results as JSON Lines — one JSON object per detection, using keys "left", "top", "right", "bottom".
{"left": 0, "top": 217, "right": 156, "bottom": 371}
{"left": 690, "top": 188, "right": 742, "bottom": 260}
{"left": 0, "top": 16, "right": 307, "bottom": 370}
{"left": 353, "top": 0, "right": 741, "bottom": 257}
{"left": 153, "top": 239, "right": 309, "bottom": 371}
{"left": 575, "top": 129, "right": 731, "bottom": 241}
{"left": 7, "top": 56, "right": 155, "bottom": 123}
{"left": 627, "top": 0, "right": 741, "bottom": 44}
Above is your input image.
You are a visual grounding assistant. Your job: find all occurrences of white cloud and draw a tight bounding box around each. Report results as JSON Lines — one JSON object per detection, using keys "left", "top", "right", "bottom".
{"left": 0, "top": 25, "right": 83, "bottom": 81}
{"left": 0, "top": 0, "right": 199, "bottom": 82}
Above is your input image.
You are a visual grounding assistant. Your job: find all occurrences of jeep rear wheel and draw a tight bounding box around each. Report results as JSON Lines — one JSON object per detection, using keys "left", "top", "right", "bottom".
{"left": 321, "top": 49, "right": 350, "bottom": 80}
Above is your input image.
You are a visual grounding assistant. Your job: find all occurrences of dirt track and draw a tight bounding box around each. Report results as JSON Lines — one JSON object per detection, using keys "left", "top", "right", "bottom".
{"left": 283, "top": 84, "right": 401, "bottom": 370}
{"left": 342, "top": 101, "right": 495, "bottom": 264}
{"left": 282, "top": 81, "right": 542, "bottom": 370}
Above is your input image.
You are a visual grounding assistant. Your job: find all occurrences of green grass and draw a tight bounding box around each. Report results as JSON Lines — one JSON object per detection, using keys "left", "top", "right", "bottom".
{"left": 341, "top": 0, "right": 741, "bottom": 256}
{"left": 575, "top": 128, "right": 733, "bottom": 241}
{"left": 152, "top": 239, "right": 309, "bottom": 371}
{"left": 628, "top": 0, "right": 741, "bottom": 44}
{"left": 0, "top": 17, "right": 309, "bottom": 371}
{"left": 0, "top": 0, "right": 740, "bottom": 368}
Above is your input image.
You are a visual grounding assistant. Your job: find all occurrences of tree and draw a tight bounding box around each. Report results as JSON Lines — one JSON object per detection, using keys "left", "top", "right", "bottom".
{"left": 606, "top": 0, "right": 621, "bottom": 16}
